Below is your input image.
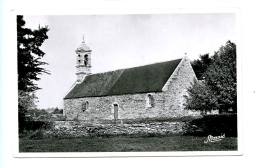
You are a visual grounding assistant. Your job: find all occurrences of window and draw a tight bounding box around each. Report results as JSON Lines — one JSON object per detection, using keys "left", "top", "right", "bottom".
{"left": 82, "top": 101, "right": 89, "bottom": 112}
{"left": 84, "top": 54, "right": 88, "bottom": 65}
{"left": 86, "top": 101, "right": 89, "bottom": 110}
{"left": 146, "top": 94, "right": 154, "bottom": 107}
{"left": 113, "top": 103, "right": 119, "bottom": 120}
{"left": 82, "top": 102, "right": 86, "bottom": 111}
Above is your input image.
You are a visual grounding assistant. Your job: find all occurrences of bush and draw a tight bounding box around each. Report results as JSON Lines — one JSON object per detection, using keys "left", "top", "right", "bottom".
{"left": 28, "top": 130, "right": 45, "bottom": 139}
{"left": 183, "top": 114, "right": 237, "bottom": 137}
{"left": 20, "top": 120, "right": 54, "bottom": 133}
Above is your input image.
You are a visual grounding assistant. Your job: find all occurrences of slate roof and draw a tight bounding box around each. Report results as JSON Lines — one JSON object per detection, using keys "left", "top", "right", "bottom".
{"left": 64, "top": 58, "right": 182, "bottom": 99}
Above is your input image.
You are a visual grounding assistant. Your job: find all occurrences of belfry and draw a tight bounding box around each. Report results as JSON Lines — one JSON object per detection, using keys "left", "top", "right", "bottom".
{"left": 75, "top": 35, "right": 92, "bottom": 82}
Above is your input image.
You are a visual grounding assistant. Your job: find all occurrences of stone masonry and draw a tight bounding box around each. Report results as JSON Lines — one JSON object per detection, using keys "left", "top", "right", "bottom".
{"left": 64, "top": 57, "right": 197, "bottom": 121}
{"left": 163, "top": 57, "right": 197, "bottom": 116}
{"left": 64, "top": 92, "right": 165, "bottom": 121}
{"left": 43, "top": 121, "right": 186, "bottom": 138}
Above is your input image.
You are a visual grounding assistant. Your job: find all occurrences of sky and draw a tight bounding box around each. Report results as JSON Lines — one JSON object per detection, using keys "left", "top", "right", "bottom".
{"left": 23, "top": 14, "right": 236, "bottom": 109}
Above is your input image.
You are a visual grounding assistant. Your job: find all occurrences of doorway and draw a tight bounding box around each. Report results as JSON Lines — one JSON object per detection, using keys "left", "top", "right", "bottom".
{"left": 113, "top": 103, "right": 118, "bottom": 120}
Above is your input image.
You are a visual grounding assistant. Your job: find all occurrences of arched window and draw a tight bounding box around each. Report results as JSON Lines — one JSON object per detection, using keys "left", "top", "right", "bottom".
{"left": 84, "top": 54, "right": 88, "bottom": 65}
{"left": 86, "top": 101, "right": 89, "bottom": 110}
{"left": 82, "top": 101, "right": 89, "bottom": 112}
{"left": 146, "top": 94, "right": 154, "bottom": 107}
{"left": 82, "top": 101, "right": 86, "bottom": 111}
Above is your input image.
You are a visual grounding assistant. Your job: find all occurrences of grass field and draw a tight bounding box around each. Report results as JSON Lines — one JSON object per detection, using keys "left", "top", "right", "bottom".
{"left": 19, "top": 135, "right": 237, "bottom": 152}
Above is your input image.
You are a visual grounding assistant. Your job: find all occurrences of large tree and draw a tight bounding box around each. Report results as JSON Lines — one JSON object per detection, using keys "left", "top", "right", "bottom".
{"left": 185, "top": 41, "right": 237, "bottom": 113}
{"left": 17, "top": 15, "right": 50, "bottom": 131}
{"left": 204, "top": 40, "right": 237, "bottom": 111}
{"left": 191, "top": 53, "right": 212, "bottom": 80}
{"left": 17, "top": 15, "right": 50, "bottom": 92}
{"left": 184, "top": 79, "right": 219, "bottom": 113}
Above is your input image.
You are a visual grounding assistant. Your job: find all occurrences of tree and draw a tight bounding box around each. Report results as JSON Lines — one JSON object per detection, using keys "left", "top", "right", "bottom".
{"left": 18, "top": 90, "right": 38, "bottom": 111}
{"left": 59, "top": 109, "right": 63, "bottom": 114}
{"left": 185, "top": 41, "right": 236, "bottom": 113}
{"left": 191, "top": 53, "right": 212, "bottom": 80}
{"left": 52, "top": 107, "right": 59, "bottom": 114}
{"left": 184, "top": 79, "right": 219, "bottom": 114}
{"left": 17, "top": 15, "right": 50, "bottom": 131}
{"left": 17, "top": 15, "right": 50, "bottom": 92}
{"left": 18, "top": 90, "right": 39, "bottom": 131}
{"left": 52, "top": 108, "right": 63, "bottom": 114}
{"left": 204, "top": 41, "right": 237, "bottom": 111}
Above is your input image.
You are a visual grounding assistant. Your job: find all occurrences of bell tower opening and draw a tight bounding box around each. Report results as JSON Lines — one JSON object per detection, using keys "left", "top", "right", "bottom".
{"left": 84, "top": 54, "right": 88, "bottom": 66}
{"left": 75, "top": 35, "right": 92, "bottom": 82}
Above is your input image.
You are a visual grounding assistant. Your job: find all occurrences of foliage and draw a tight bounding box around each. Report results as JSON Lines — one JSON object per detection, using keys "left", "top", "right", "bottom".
{"left": 52, "top": 107, "right": 63, "bottom": 114}
{"left": 24, "top": 120, "right": 54, "bottom": 131}
{"left": 18, "top": 90, "right": 38, "bottom": 132}
{"left": 18, "top": 90, "right": 38, "bottom": 111}
{"left": 185, "top": 41, "right": 236, "bottom": 112}
{"left": 27, "top": 108, "right": 48, "bottom": 117}
{"left": 184, "top": 79, "right": 219, "bottom": 113}
{"left": 19, "top": 120, "right": 54, "bottom": 138}
{"left": 191, "top": 53, "right": 212, "bottom": 80}
{"left": 204, "top": 41, "right": 237, "bottom": 111}
{"left": 28, "top": 130, "right": 45, "bottom": 140}
{"left": 18, "top": 106, "right": 31, "bottom": 133}
{"left": 182, "top": 114, "right": 237, "bottom": 137}
{"left": 53, "top": 107, "right": 59, "bottom": 113}
{"left": 17, "top": 15, "right": 50, "bottom": 92}
{"left": 17, "top": 15, "right": 50, "bottom": 133}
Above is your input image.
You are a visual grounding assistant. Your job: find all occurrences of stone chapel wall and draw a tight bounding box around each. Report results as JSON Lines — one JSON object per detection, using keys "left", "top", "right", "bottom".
{"left": 163, "top": 57, "right": 197, "bottom": 116}
{"left": 63, "top": 57, "right": 198, "bottom": 121}
{"left": 64, "top": 92, "right": 165, "bottom": 121}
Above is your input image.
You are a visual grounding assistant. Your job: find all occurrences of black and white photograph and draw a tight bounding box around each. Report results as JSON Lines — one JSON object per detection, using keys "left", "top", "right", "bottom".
{"left": 3, "top": 0, "right": 260, "bottom": 167}
{"left": 14, "top": 13, "right": 240, "bottom": 156}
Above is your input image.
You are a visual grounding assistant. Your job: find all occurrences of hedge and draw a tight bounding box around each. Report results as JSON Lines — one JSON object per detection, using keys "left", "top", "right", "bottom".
{"left": 182, "top": 114, "right": 237, "bottom": 137}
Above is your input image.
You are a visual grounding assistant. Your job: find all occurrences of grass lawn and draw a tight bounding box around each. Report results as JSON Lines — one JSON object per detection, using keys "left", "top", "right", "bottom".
{"left": 19, "top": 135, "right": 237, "bottom": 152}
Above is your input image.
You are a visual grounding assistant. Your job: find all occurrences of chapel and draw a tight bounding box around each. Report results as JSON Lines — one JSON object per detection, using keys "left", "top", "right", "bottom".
{"left": 63, "top": 39, "right": 197, "bottom": 121}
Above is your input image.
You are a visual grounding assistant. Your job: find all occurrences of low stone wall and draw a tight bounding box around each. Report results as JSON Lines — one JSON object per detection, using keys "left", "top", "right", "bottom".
{"left": 43, "top": 121, "right": 185, "bottom": 137}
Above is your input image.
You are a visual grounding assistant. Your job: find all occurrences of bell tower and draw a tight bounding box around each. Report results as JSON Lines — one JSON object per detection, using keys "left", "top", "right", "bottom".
{"left": 75, "top": 35, "right": 92, "bottom": 82}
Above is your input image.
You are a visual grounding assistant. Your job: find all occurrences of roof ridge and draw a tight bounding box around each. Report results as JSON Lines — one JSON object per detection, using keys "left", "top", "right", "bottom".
{"left": 86, "top": 68, "right": 124, "bottom": 77}
{"left": 124, "top": 58, "right": 183, "bottom": 70}
{"left": 64, "top": 58, "right": 183, "bottom": 99}
{"left": 88, "top": 58, "right": 183, "bottom": 76}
